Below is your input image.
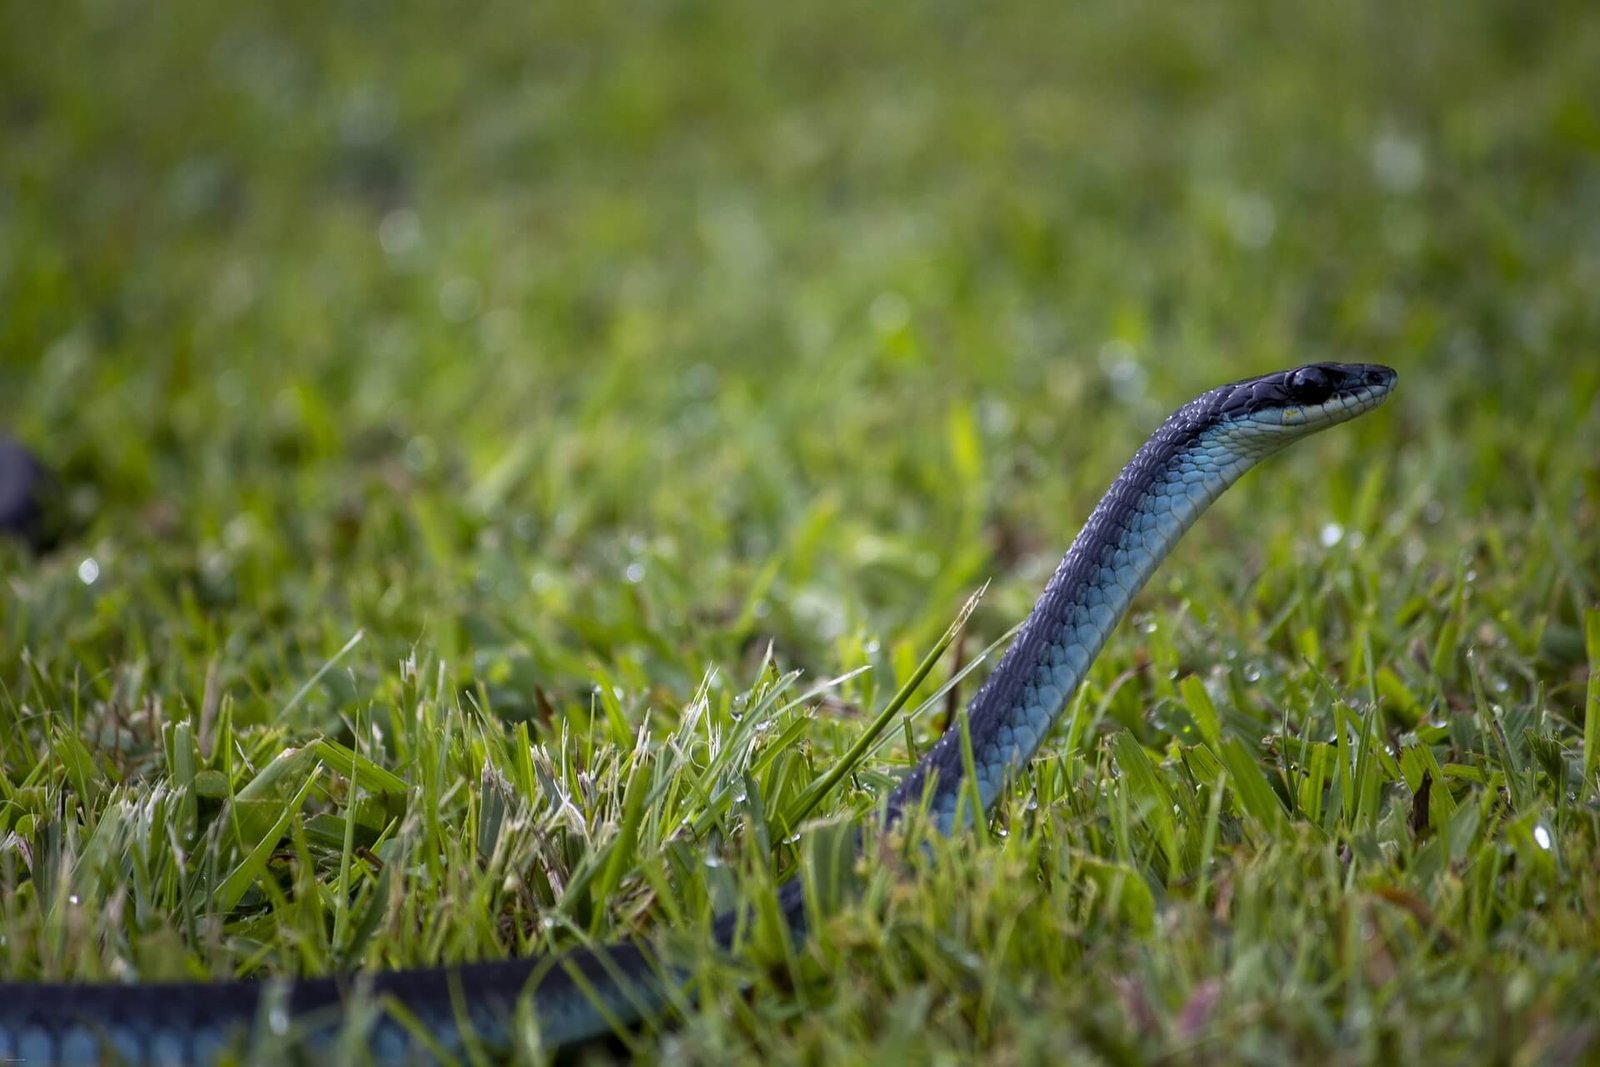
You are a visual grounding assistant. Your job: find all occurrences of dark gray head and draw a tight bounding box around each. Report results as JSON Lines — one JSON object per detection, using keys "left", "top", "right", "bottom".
{"left": 1210, "top": 363, "right": 1397, "bottom": 437}
{"left": 1142, "top": 362, "right": 1396, "bottom": 476}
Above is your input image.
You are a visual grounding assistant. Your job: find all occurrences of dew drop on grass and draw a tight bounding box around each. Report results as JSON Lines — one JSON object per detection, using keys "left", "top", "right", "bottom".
{"left": 1319, "top": 523, "right": 1344, "bottom": 548}
{"left": 1224, "top": 192, "right": 1276, "bottom": 249}
{"left": 1533, "top": 824, "right": 1552, "bottom": 851}
{"left": 1372, "top": 133, "right": 1426, "bottom": 193}
{"left": 77, "top": 558, "right": 100, "bottom": 585}
{"left": 378, "top": 208, "right": 421, "bottom": 256}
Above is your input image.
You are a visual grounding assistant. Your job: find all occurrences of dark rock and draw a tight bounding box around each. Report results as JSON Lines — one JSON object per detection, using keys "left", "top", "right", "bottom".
{"left": 0, "top": 437, "right": 56, "bottom": 551}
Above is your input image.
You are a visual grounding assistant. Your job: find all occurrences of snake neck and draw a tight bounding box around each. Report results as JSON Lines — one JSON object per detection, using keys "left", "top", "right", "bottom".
{"left": 886, "top": 410, "right": 1280, "bottom": 833}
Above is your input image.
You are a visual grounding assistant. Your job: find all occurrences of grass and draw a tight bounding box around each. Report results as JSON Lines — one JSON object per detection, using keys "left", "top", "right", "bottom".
{"left": 3, "top": 0, "right": 1600, "bottom": 1062}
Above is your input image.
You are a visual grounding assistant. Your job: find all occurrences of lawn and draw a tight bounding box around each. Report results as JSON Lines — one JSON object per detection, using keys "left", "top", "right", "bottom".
{"left": 3, "top": 0, "right": 1599, "bottom": 1063}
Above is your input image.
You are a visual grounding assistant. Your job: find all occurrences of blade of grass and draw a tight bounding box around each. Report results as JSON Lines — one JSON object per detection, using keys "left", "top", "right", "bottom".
{"left": 1585, "top": 606, "right": 1600, "bottom": 790}
{"left": 785, "top": 582, "right": 986, "bottom": 828}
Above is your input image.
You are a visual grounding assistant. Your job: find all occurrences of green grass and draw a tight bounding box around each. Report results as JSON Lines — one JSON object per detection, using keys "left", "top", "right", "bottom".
{"left": 3, "top": 0, "right": 1600, "bottom": 1062}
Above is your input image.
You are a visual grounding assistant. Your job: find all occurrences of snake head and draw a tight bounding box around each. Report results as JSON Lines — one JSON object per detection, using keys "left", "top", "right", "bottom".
{"left": 1214, "top": 362, "right": 1397, "bottom": 438}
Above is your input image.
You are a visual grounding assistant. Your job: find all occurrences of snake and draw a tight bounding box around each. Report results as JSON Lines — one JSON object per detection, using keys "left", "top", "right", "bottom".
{"left": 0, "top": 362, "right": 1397, "bottom": 1064}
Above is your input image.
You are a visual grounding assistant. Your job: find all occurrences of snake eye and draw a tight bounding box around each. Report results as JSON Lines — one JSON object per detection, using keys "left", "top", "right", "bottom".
{"left": 1286, "top": 366, "right": 1334, "bottom": 405}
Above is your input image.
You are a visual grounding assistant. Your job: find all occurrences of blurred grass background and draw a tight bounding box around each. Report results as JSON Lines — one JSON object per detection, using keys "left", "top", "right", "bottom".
{"left": 2, "top": 0, "right": 1599, "bottom": 1063}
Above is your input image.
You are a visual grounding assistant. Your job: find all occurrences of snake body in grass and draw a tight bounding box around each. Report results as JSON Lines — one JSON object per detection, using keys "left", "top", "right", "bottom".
{"left": 0, "top": 363, "right": 1396, "bottom": 1064}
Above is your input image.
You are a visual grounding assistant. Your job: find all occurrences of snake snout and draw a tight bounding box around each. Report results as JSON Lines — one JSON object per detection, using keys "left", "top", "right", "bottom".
{"left": 1355, "top": 364, "right": 1398, "bottom": 390}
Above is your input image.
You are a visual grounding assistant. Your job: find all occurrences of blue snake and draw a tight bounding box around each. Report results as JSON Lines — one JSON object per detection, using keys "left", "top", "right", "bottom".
{"left": 0, "top": 363, "right": 1397, "bottom": 1064}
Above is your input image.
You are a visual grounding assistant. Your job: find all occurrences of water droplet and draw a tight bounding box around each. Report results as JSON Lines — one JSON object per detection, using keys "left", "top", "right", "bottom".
{"left": 1225, "top": 192, "right": 1276, "bottom": 249}
{"left": 1372, "top": 133, "right": 1426, "bottom": 193}
{"left": 1319, "top": 523, "right": 1344, "bottom": 548}
{"left": 1533, "top": 824, "right": 1552, "bottom": 851}
{"left": 378, "top": 208, "right": 421, "bottom": 256}
{"left": 1099, "top": 342, "right": 1147, "bottom": 403}
{"left": 624, "top": 562, "right": 646, "bottom": 584}
{"left": 77, "top": 558, "right": 100, "bottom": 585}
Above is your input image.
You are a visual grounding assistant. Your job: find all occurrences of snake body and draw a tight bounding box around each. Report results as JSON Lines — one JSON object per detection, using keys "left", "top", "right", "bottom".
{"left": 0, "top": 363, "right": 1396, "bottom": 1064}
